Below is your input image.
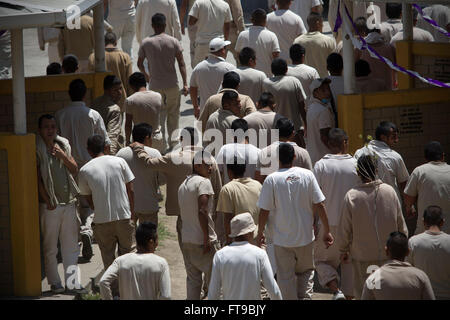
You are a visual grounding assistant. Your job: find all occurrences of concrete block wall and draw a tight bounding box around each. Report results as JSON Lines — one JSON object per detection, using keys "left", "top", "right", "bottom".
{"left": 0, "top": 89, "right": 93, "bottom": 134}
{"left": 363, "top": 102, "right": 450, "bottom": 172}
{"left": 0, "top": 149, "right": 13, "bottom": 296}
{"left": 413, "top": 55, "right": 450, "bottom": 89}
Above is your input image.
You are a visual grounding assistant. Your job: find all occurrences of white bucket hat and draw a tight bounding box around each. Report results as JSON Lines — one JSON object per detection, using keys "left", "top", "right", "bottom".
{"left": 229, "top": 212, "right": 256, "bottom": 238}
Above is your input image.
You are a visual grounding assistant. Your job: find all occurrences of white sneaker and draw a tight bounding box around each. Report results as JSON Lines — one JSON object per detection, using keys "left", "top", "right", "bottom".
{"left": 332, "top": 290, "right": 346, "bottom": 300}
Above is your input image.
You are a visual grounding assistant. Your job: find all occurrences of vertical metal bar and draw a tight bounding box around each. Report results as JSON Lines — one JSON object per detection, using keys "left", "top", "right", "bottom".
{"left": 93, "top": 3, "right": 105, "bottom": 72}
{"left": 11, "top": 29, "right": 26, "bottom": 135}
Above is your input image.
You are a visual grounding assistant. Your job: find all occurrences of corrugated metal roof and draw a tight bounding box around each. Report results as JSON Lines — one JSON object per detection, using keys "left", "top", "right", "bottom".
{"left": 0, "top": 0, "right": 101, "bottom": 29}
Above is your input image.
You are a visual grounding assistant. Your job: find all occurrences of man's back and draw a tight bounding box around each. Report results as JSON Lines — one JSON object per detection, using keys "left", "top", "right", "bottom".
{"left": 287, "top": 63, "right": 320, "bottom": 103}
{"left": 100, "top": 252, "right": 171, "bottom": 300}
{"left": 125, "top": 91, "right": 162, "bottom": 130}
{"left": 244, "top": 110, "right": 284, "bottom": 148}
{"left": 116, "top": 146, "right": 163, "bottom": 214}
{"left": 55, "top": 102, "right": 109, "bottom": 167}
{"left": 204, "top": 109, "right": 239, "bottom": 148}
{"left": 294, "top": 32, "right": 336, "bottom": 77}
{"left": 355, "top": 76, "right": 387, "bottom": 94}
{"left": 136, "top": 0, "right": 182, "bottom": 43}
{"left": 362, "top": 260, "right": 435, "bottom": 300}
{"left": 235, "top": 66, "right": 267, "bottom": 103}
{"left": 380, "top": 19, "right": 403, "bottom": 43}
{"left": 78, "top": 155, "right": 134, "bottom": 224}
{"left": 235, "top": 26, "right": 280, "bottom": 76}
{"left": 408, "top": 231, "right": 450, "bottom": 299}
{"left": 262, "top": 75, "right": 306, "bottom": 131}
{"left": 58, "top": 15, "right": 94, "bottom": 61}
{"left": 267, "top": 10, "right": 306, "bottom": 62}
{"left": 390, "top": 27, "right": 435, "bottom": 47}
{"left": 208, "top": 242, "right": 282, "bottom": 300}
{"left": 216, "top": 143, "right": 261, "bottom": 184}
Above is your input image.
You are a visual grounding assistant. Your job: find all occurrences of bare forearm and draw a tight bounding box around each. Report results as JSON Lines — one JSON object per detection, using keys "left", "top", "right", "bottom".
{"left": 223, "top": 212, "right": 233, "bottom": 242}
{"left": 314, "top": 202, "right": 330, "bottom": 233}
{"left": 198, "top": 208, "right": 210, "bottom": 243}
{"left": 223, "top": 22, "right": 230, "bottom": 40}
{"left": 190, "top": 87, "right": 199, "bottom": 109}
{"left": 257, "top": 209, "right": 270, "bottom": 237}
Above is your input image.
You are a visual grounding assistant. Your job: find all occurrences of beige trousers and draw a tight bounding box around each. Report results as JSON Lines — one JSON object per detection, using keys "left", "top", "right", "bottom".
{"left": 188, "top": 24, "right": 198, "bottom": 69}
{"left": 274, "top": 242, "right": 315, "bottom": 300}
{"left": 352, "top": 259, "right": 388, "bottom": 300}
{"left": 154, "top": 86, "right": 181, "bottom": 150}
{"left": 193, "top": 42, "right": 210, "bottom": 68}
{"left": 314, "top": 225, "right": 354, "bottom": 296}
{"left": 92, "top": 219, "right": 135, "bottom": 270}
{"left": 181, "top": 241, "right": 219, "bottom": 300}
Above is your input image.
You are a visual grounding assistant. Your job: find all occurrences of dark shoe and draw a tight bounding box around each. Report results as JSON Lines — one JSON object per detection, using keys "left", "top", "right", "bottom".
{"left": 65, "top": 286, "right": 88, "bottom": 295}
{"left": 81, "top": 233, "right": 93, "bottom": 261}
{"left": 51, "top": 283, "right": 65, "bottom": 294}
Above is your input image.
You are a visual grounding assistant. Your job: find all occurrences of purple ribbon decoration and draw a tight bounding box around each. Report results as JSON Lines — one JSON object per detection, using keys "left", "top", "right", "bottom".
{"left": 413, "top": 4, "right": 450, "bottom": 38}
{"left": 334, "top": 0, "right": 450, "bottom": 89}
{"left": 333, "top": 0, "right": 342, "bottom": 33}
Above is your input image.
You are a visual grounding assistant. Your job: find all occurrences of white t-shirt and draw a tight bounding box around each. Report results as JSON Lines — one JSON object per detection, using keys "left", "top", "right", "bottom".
{"left": 313, "top": 154, "right": 359, "bottom": 226}
{"left": 390, "top": 27, "right": 435, "bottom": 47}
{"left": 354, "top": 139, "right": 409, "bottom": 202}
{"left": 290, "top": 0, "right": 323, "bottom": 28}
{"left": 99, "top": 252, "right": 171, "bottom": 300}
{"left": 108, "top": 0, "right": 135, "bottom": 21}
{"left": 257, "top": 167, "right": 325, "bottom": 247}
{"left": 287, "top": 63, "right": 320, "bottom": 104}
{"left": 266, "top": 9, "right": 306, "bottom": 62}
{"left": 190, "top": 54, "right": 236, "bottom": 112}
{"left": 305, "top": 98, "right": 335, "bottom": 165}
{"left": 78, "top": 155, "right": 135, "bottom": 224}
{"left": 178, "top": 174, "right": 217, "bottom": 245}
{"left": 208, "top": 241, "right": 282, "bottom": 300}
{"left": 235, "top": 26, "right": 280, "bottom": 77}
{"left": 116, "top": 146, "right": 164, "bottom": 213}
{"left": 216, "top": 143, "right": 261, "bottom": 184}
{"left": 189, "top": 0, "right": 233, "bottom": 44}
{"left": 234, "top": 66, "right": 267, "bottom": 103}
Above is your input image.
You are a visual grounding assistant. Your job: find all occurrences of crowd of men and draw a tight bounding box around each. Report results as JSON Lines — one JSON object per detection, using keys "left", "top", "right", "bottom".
{"left": 31, "top": 0, "right": 449, "bottom": 300}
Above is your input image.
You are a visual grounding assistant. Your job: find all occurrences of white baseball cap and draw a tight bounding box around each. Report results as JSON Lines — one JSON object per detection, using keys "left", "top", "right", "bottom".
{"left": 209, "top": 37, "right": 231, "bottom": 53}
{"left": 228, "top": 213, "right": 257, "bottom": 238}
{"left": 309, "top": 78, "right": 331, "bottom": 94}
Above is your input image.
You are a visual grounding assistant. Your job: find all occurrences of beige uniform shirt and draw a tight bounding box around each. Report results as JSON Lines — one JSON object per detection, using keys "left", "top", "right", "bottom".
{"left": 216, "top": 177, "right": 262, "bottom": 224}
{"left": 362, "top": 260, "right": 435, "bottom": 300}
{"left": 404, "top": 162, "right": 450, "bottom": 235}
{"left": 225, "top": 0, "right": 245, "bottom": 43}
{"left": 408, "top": 231, "right": 450, "bottom": 299}
{"left": 390, "top": 27, "right": 435, "bottom": 47}
{"left": 199, "top": 90, "right": 256, "bottom": 131}
{"left": 287, "top": 63, "right": 320, "bottom": 104}
{"left": 338, "top": 180, "right": 408, "bottom": 262}
{"left": 294, "top": 31, "right": 336, "bottom": 78}
{"left": 262, "top": 75, "right": 306, "bottom": 131}
{"left": 204, "top": 109, "right": 239, "bottom": 148}
{"left": 131, "top": 145, "right": 222, "bottom": 216}
{"left": 125, "top": 91, "right": 162, "bottom": 132}
{"left": 355, "top": 76, "right": 387, "bottom": 94}
{"left": 58, "top": 15, "right": 94, "bottom": 61}
{"left": 234, "top": 66, "right": 267, "bottom": 103}
{"left": 243, "top": 110, "right": 284, "bottom": 148}
{"left": 88, "top": 47, "right": 133, "bottom": 106}
{"left": 91, "top": 95, "right": 125, "bottom": 155}
{"left": 379, "top": 19, "right": 403, "bottom": 43}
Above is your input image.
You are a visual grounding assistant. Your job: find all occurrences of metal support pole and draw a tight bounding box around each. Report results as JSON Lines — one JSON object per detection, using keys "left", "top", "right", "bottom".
{"left": 93, "top": 3, "right": 105, "bottom": 72}
{"left": 342, "top": 1, "right": 355, "bottom": 94}
{"left": 11, "top": 29, "right": 26, "bottom": 135}
{"left": 402, "top": 3, "right": 413, "bottom": 41}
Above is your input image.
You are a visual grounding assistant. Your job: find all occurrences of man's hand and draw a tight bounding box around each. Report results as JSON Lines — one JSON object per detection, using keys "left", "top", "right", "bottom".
{"left": 181, "top": 25, "right": 185, "bottom": 35}
{"left": 194, "top": 107, "right": 200, "bottom": 119}
{"left": 406, "top": 205, "right": 417, "bottom": 218}
{"left": 203, "top": 239, "right": 211, "bottom": 254}
{"left": 340, "top": 252, "right": 350, "bottom": 264}
{"left": 182, "top": 85, "right": 189, "bottom": 96}
{"left": 144, "top": 72, "right": 150, "bottom": 83}
{"left": 129, "top": 141, "right": 144, "bottom": 149}
{"left": 323, "top": 232, "right": 334, "bottom": 248}
{"left": 255, "top": 233, "right": 265, "bottom": 248}
{"left": 46, "top": 202, "right": 57, "bottom": 211}
{"left": 51, "top": 144, "right": 65, "bottom": 160}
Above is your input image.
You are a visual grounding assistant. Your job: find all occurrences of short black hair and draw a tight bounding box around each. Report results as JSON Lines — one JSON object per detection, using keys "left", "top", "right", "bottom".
{"left": 103, "top": 75, "right": 122, "bottom": 90}
{"left": 423, "top": 206, "right": 444, "bottom": 227}
{"left": 239, "top": 47, "right": 256, "bottom": 65}
{"left": 180, "top": 127, "right": 197, "bottom": 146}
{"left": 87, "top": 135, "right": 105, "bottom": 156}
{"left": 271, "top": 58, "right": 288, "bottom": 76}
{"left": 222, "top": 71, "right": 240, "bottom": 89}
{"left": 424, "top": 141, "right": 443, "bottom": 161}
{"left": 152, "top": 13, "right": 166, "bottom": 27}
{"left": 327, "top": 53, "right": 343, "bottom": 74}
{"left": 258, "top": 92, "right": 275, "bottom": 109}
{"left": 62, "top": 54, "right": 78, "bottom": 73}
{"left": 328, "top": 128, "right": 348, "bottom": 148}
{"left": 355, "top": 59, "right": 371, "bottom": 77}
{"left": 375, "top": 121, "right": 398, "bottom": 140}
{"left": 279, "top": 142, "right": 295, "bottom": 165}
{"left": 252, "top": 8, "right": 267, "bottom": 24}
{"left": 68, "top": 78, "right": 87, "bottom": 101}
{"left": 355, "top": 16, "right": 369, "bottom": 35}
{"left": 386, "top": 231, "right": 409, "bottom": 260}
{"left": 226, "top": 156, "right": 246, "bottom": 178}
{"left": 357, "top": 154, "right": 376, "bottom": 181}
{"left": 135, "top": 222, "right": 158, "bottom": 248}
{"left": 38, "top": 114, "right": 55, "bottom": 128}
{"left": 192, "top": 149, "right": 213, "bottom": 168}
{"left": 386, "top": 3, "right": 402, "bottom": 19}
{"left": 129, "top": 72, "right": 147, "bottom": 90}
{"left": 46, "top": 62, "right": 62, "bottom": 75}
{"left": 289, "top": 44, "right": 305, "bottom": 63}
{"left": 307, "top": 12, "right": 322, "bottom": 29}
{"left": 231, "top": 118, "right": 248, "bottom": 132}
{"left": 132, "top": 123, "right": 153, "bottom": 143}
{"left": 275, "top": 117, "right": 294, "bottom": 138}
{"left": 222, "top": 90, "right": 239, "bottom": 108}
{"left": 104, "top": 32, "right": 117, "bottom": 46}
